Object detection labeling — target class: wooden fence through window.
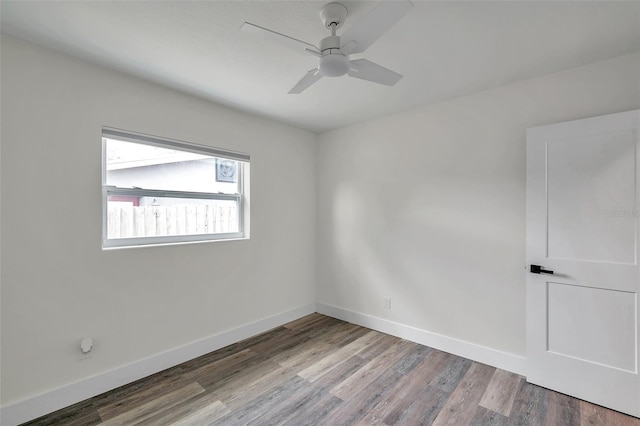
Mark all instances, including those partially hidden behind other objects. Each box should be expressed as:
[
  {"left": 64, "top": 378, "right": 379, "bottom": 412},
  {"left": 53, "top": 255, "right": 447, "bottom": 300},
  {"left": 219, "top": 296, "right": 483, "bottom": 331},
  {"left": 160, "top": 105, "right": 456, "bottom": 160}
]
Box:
[{"left": 107, "top": 203, "right": 238, "bottom": 239}]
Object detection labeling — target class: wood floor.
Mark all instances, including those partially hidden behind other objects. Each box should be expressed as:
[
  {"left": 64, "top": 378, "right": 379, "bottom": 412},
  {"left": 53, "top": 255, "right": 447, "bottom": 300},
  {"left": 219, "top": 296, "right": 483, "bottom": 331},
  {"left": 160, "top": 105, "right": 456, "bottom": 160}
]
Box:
[{"left": 22, "top": 314, "right": 640, "bottom": 426}]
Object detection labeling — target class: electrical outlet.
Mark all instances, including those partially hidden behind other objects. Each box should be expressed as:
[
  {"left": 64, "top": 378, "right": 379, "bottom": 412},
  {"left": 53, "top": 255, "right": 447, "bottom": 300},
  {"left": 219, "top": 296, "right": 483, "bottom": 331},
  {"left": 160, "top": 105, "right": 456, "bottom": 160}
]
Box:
[
  {"left": 78, "top": 337, "right": 93, "bottom": 361},
  {"left": 384, "top": 297, "right": 391, "bottom": 310}
]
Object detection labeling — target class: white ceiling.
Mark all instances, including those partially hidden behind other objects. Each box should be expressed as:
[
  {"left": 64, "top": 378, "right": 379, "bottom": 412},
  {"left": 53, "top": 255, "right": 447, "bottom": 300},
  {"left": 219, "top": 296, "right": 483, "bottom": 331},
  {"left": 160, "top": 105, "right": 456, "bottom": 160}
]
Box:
[{"left": 2, "top": 1, "right": 639, "bottom": 133}]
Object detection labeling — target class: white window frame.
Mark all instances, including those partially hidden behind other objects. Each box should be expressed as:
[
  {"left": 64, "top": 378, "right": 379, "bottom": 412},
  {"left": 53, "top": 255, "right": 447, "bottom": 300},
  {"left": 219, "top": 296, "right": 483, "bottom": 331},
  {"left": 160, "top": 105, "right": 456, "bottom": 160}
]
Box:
[{"left": 101, "top": 127, "right": 250, "bottom": 249}]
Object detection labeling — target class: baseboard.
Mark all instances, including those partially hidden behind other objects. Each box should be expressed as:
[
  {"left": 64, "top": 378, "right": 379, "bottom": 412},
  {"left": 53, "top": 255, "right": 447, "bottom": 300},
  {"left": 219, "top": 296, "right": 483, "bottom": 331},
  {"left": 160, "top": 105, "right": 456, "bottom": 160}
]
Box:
[
  {"left": 2, "top": 302, "right": 525, "bottom": 425},
  {"left": 0, "top": 303, "right": 316, "bottom": 426},
  {"left": 316, "top": 302, "right": 527, "bottom": 377}
]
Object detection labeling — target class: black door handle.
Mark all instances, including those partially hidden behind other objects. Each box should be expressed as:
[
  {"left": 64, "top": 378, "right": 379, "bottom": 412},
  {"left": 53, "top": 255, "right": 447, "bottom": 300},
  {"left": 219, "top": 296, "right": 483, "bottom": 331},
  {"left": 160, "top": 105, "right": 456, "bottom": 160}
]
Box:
[{"left": 530, "top": 264, "right": 554, "bottom": 274}]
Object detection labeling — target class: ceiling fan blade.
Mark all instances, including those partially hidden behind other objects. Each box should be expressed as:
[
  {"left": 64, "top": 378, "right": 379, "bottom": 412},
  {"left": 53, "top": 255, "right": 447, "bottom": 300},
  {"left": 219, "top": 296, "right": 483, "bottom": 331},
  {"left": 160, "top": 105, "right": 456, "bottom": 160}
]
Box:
[
  {"left": 241, "top": 22, "right": 320, "bottom": 56},
  {"left": 289, "top": 68, "right": 323, "bottom": 94},
  {"left": 348, "top": 59, "right": 402, "bottom": 86},
  {"left": 340, "top": 0, "right": 413, "bottom": 55}
]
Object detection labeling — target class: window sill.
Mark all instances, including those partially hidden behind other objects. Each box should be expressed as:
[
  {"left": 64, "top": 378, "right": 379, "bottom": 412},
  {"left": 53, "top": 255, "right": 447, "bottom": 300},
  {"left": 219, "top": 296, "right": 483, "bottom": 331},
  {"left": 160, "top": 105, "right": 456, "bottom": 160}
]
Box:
[{"left": 102, "top": 235, "right": 250, "bottom": 251}]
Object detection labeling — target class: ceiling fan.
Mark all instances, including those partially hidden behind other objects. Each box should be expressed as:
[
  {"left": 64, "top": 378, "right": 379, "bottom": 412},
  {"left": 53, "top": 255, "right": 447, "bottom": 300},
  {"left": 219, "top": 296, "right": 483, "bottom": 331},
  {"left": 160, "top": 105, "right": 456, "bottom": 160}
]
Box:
[{"left": 240, "top": 1, "right": 414, "bottom": 94}]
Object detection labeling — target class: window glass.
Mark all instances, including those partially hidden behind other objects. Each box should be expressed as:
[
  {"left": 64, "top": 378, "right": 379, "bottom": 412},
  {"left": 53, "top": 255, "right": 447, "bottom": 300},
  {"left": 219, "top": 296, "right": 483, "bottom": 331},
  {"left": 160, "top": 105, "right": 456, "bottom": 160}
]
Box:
[
  {"left": 105, "top": 139, "right": 239, "bottom": 194},
  {"left": 102, "top": 130, "right": 248, "bottom": 248}
]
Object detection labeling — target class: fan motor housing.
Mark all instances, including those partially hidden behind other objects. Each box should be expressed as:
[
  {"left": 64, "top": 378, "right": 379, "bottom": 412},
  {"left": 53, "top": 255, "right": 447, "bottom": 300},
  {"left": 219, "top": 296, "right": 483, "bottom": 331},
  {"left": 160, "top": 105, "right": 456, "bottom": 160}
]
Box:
[
  {"left": 319, "top": 51, "right": 349, "bottom": 77},
  {"left": 320, "top": 35, "right": 341, "bottom": 51},
  {"left": 318, "top": 5, "right": 349, "bottom": 77}
]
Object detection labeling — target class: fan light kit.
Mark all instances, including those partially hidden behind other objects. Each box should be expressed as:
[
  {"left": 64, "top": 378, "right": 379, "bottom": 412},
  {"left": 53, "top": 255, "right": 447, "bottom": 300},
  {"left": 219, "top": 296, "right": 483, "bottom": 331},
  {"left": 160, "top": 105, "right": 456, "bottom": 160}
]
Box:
[{"left": 241, "top": 0, "right": 414, "bottom": 94}]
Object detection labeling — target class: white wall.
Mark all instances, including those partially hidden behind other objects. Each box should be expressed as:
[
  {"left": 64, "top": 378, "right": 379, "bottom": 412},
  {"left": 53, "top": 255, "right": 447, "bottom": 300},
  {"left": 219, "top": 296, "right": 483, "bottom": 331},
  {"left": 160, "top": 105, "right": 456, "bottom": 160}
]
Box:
[
  {"left": 0, "top": 35, "right": 316, "bottom": 406},
  {"left": 316, "top": 52, "right": 640, "bottom": 357}
]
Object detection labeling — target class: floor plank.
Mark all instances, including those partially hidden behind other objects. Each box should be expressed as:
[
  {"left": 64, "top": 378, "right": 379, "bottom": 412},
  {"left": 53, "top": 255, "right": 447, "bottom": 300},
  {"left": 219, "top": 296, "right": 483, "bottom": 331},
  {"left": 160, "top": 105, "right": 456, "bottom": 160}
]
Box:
[
  {"left": 200, "top": 358, "right": 284, "bottom": 405},
  {"left": 542, "top": 389, "right": 581, "bottom": 426},
  {"left": 393, "top": 385, "right": 451, "bottom": 426},
  {"left": 297, "top": 330, "right": 385, "bottom": 382},
  {"left": 136, "top": 392, "right": 228, "bottom": 426},
  {"left": 169, "top": 399, "right": 228, "bottom": 426},
  {"left": 95, "top": 375, "right": 194, "bottom": 420},
  {"left": 283, "top": 356, "right": 370, "bottom": 425},
  {"left": 282, "top": 393, "right": 343, "bottom": 426},
  {"left": 356, "top": 333, "right": 400, "bottom": 360},
  {"left": 430, "top": 355, "right": 473, "bottom": 394},
  {"left": 478, "top": 368, "right": 522, "bottom": 417},
  {"left": 19, "top": 407, "right": 102, "bottom": 426},
  {"left": 330, "top": 339, "right": 414, "bottom": 400},
  {"left": 431, "top": 361, "right": 496, "bottom": 425},
  {"left": 470, "top": 406, "right": 508, "bottom": 425},
  {"left": 184, "top": 348, "right": 257, "bottom": 383},
  {"left": 508, "top": 379, "right": 550, "bottom": 425},
  {"left": 210, "top": 376, "right": 309, "bottom": 426},
  {"left": 580, "top": 400, "right": 639, "bottom": 426},
  {"left": 322, "top": 366, "right": 404, "bottom": 425},
  {"left": 359, "top": 348, "right": 450, "bottom": 425},
  {"left": 282, "top": 312, "right": 326, "bottom": 330},
  {"left": 98, "top": 382, "right": 205, "bottom": 425},
  {"left": 272, "top": 341, "right": 335, "bottom": 369}
]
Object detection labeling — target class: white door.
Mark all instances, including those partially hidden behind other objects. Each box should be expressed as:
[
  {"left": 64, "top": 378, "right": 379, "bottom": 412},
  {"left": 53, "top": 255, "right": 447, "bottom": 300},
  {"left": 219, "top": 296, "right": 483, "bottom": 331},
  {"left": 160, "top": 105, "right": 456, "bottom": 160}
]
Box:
[{"left": 526, "top": 109, "right": 640, "bottom": 417}]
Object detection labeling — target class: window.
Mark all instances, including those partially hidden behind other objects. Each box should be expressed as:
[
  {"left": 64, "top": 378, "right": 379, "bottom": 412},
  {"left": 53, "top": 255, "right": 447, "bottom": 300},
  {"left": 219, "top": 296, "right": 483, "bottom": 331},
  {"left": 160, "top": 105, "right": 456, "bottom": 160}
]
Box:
[{"left": 102, "top": 128, "right": 249, "bottom": 248}]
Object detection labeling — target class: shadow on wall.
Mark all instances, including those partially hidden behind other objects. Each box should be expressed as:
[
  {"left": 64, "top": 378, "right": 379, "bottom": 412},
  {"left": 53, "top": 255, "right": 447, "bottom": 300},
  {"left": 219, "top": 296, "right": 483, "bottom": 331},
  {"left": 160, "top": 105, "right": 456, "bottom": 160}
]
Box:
[{"left": 328, "top": 177, "right": 522, "bottom": 342}]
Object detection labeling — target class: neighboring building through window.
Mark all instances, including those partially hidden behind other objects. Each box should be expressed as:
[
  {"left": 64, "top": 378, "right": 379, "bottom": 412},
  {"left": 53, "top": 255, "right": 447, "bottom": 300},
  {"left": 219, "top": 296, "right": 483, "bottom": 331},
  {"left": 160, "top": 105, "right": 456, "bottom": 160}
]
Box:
[{"left": 102, "top": 128, "right": 249, "bottom": 248}]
